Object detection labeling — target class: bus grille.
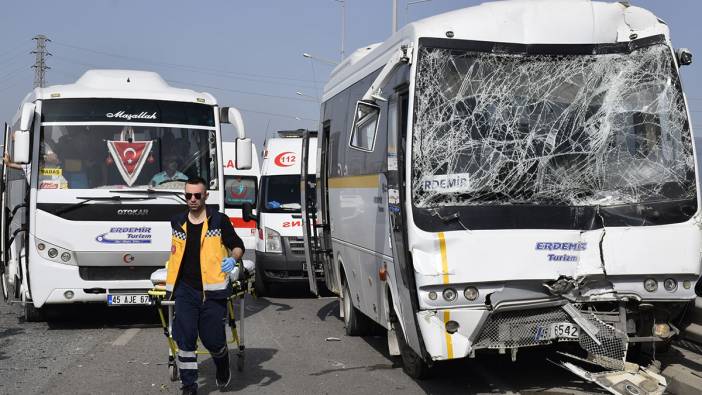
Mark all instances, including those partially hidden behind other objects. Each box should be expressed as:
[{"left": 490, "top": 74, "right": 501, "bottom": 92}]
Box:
[
  {"left": 473, "top": 306, "right": 628, "bottom": 370},
  {"left": 79, "top": 266, "right": 160, "bottom": 281},
  {"left": 288, "top": 237, "right": 306, "bottom": 255},
  {"left": 473, "top": 307, "right": 575, "bottom": 349}
]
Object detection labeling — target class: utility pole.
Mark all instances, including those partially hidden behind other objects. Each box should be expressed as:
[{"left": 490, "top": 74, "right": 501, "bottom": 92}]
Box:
[
  {"left": 31, "top": 34, "right": 51, "bottom": 88},
  {"left": 392, "top": 0, "right": 398, "bottom": 33},
  {"left": 334, "top": 0, "right": 346, "bottom": 60}
]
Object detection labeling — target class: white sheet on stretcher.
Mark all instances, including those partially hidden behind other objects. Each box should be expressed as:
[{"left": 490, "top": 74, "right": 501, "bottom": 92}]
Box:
[{"left": 150, "top": 259, "right": 255, "bottom": 286}]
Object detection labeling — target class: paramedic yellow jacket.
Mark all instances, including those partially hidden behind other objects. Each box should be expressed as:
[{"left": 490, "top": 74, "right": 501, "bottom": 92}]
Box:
[{"left": 165, "top": 208, "right": 241, "bottom": 299}]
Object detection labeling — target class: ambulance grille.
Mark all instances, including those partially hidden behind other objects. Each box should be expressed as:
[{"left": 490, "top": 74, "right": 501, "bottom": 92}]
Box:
[{"left": 287, "top": 237, "right": 306, "bottom": 255}]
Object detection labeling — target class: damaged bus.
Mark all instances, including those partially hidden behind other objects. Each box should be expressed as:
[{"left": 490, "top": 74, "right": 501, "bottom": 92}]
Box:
[
  {"left": 0, "top": 69, "right": 253, "bottom": 321},
  {"left": 302, "top": 0, "right": 699, "bottom": 389}
]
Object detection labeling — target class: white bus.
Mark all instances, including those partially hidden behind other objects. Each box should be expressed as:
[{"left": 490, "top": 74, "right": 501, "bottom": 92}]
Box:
[
  {"left": 222, "top": 141, "right": 260, "bottom": 252},
  {"left": 302, "top": 0, "right": 699, "bottom": 386},
  {"left": 243, "top": 130, "right": 318, "bottom": 295},
  {"left": 0, "top": 69, "right": 252, "bottom": 321}
]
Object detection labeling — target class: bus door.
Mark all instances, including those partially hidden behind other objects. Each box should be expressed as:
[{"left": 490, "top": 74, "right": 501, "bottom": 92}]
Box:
[
  {"left": 1, "top": 122, "right": 8, "bottom": 301},
  {"left": 302, "top": 130, "right": 329, "bottom": 295}
]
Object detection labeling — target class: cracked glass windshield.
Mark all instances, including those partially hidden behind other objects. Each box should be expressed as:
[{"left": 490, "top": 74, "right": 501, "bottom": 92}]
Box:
[{"left": 412, "top": 39, "right": 695, "bottom": 208}]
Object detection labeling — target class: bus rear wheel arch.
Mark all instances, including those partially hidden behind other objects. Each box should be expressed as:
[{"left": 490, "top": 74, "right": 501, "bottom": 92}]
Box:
[{"left": 387, "top": 292, "right": 432, "bottom": 379}]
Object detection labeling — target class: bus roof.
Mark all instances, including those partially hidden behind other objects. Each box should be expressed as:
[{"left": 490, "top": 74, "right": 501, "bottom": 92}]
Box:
[
  {"left": 21, "top": 69, "right": 216, "bottom": 106},
  {"left": 323, "top": 0, "right": 669, "bottom": 101}
]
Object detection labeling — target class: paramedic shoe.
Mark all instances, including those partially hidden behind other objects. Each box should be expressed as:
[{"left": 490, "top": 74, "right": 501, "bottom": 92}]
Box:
[
  {"left": 215, "top": 355, "right": 231, "bottom": 390},
  {"left": 181, "top": 386, "right": 197, "bottom": 395}
]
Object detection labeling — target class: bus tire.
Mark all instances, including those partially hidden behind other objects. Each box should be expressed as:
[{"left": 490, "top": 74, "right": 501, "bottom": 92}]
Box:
[
  {"left": 392, "top": 307, "right": 431, "bottom": 379},
  {"left": 24, "top": 302, "right": 45, "bottom": 322},
  {"left": 342, "top": 277, "right": 371, "bottom": 336}
]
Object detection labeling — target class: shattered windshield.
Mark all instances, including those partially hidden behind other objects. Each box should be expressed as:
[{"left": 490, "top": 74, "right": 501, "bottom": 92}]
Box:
[{"left": 412, "top": 38, "right": 694, "bottom": 208}]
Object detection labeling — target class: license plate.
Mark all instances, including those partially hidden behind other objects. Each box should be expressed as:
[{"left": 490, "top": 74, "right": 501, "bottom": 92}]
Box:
[
  {"left": 107, "top": 294, "right": 151, "bottom": 306},
  {"left": 535, "top": 322, "right": 579, "bottom": 340}
]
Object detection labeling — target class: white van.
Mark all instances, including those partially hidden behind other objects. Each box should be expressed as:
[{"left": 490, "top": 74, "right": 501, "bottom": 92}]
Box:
[
  {"left": 246, "top": 130, "right": 317, "bottom": 295},
  {"left": 222, "top": 141, "right": 260, "bottom": 253}
]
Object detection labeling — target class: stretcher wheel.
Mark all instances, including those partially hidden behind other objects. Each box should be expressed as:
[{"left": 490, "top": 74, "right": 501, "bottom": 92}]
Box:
[
  {"left": 237, "top": 353, "right": 244, "bottom": 372},
  {"left": 169, "top": 364, "right": 179, "bottom": 381}
]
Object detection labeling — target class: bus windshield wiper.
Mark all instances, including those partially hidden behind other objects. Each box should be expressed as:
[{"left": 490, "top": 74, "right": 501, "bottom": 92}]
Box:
[
  {"left": 109, "top": 188, "right": 187, "bottom": 203},
  {"left": 56, "top": 195, "right": 156, "bottom": 215}
]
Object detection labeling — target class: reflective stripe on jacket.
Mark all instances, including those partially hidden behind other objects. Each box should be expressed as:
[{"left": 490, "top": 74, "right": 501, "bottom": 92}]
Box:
[{"left": 165, "top": 208, "right": 232, "bottom": 299}]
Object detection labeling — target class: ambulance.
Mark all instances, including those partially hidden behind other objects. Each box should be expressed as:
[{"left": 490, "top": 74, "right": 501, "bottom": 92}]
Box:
[
  {"left": 246, "top": 130, "right": 317, "bottom": 295},
  {"left": 222, "top": 141, "right": 260, "bottom": 252}
]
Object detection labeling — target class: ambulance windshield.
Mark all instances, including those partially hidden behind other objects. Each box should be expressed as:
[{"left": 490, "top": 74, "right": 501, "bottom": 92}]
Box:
[{"left": 411, "top": 37, "right": 695, "bottom": 208}]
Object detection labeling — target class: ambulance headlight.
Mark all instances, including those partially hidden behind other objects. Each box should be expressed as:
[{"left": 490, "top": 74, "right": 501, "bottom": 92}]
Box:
[
  {"left": 48, "top": 248, "right": 59, "bottom": 258},
  {"left": 264, "top": 227, "right": 282, "bottom": 253},
  {"left": 643, "top": 278, "right": 658, "bottom": 292}
]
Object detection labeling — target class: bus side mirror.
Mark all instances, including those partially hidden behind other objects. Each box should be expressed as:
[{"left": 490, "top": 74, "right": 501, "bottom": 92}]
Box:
[
  {"left": 242, "top": 202, "right": 257, "bottom": 223},
  {"left": 12, "top": 103, "right": 35, "bottom": 164},
  {"left": 235, "top": 138, "right": 252, "bottom": 170},
  {"left": 676, "top": 48, "right": 693, "bottom": 67}
]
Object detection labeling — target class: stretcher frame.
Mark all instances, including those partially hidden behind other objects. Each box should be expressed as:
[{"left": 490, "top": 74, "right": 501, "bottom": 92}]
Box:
[{"left": 148, "top": 268, "right": 255, "bottom": 382}]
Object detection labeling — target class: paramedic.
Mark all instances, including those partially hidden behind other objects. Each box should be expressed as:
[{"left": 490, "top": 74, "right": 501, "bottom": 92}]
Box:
[{"left": 165, "top": 176, "right": 245, "bottom": 394}]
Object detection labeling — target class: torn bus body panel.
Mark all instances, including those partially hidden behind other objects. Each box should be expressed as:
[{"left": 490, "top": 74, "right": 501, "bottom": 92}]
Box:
[{"left": 559, "top": 359, "right": 667, "bottom": 395}]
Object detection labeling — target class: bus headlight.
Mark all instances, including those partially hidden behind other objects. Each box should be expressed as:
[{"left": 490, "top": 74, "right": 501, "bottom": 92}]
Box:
[
  {"left": 61, "top": 252, "right": 72, "bottom": 262},
  {"left": 464, "top": 286, "right": 479, "bottom": 301},
  {"left": 265, "top": 227, "right": 282, "bottom": 253},
  {"left": 47, "top": 248, "right": 59, "bottom": 258},
  {"left": 663, "top": 278, "right": 677, "bottom": 292},
  {"left": 442, "top": 288, "right": 457, "bottom": 302},
  {"left": 643, "top": 278, "right": 658, "bottom": 292}
]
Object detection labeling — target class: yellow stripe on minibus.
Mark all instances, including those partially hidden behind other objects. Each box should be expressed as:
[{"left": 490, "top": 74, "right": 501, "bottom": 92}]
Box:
[
  {"left": 443, "top": 310, "right": 454, "bottom": 359},
  {"left": 328, "top": 174, "right": 379, "bottom": 189},
  {"left": 438, "top": 232, "right": 449, "bottom": 284}
]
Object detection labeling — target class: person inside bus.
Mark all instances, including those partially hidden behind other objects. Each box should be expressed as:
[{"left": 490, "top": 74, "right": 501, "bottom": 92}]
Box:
[
  {"left": 165, "top": 177, "right": 244, "bottom": 394},
  {"left": 150, "top": 153, "right": 188, "bottom": 187},
  {"left": 55, "top": 129, "right": 89, "bottom": 188}
]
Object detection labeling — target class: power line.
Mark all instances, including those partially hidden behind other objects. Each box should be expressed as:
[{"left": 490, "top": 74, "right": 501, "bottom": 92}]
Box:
[
  {"left": 52, "top": 41, "right": 317, "bottom": 85},
  {"left": 166, "top": 79, "right": 318, "bottom": 104}
]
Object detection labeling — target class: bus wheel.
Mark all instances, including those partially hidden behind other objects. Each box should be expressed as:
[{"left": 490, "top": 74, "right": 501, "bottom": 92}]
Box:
[
  {"left": 342, "top": 278, "right": 371, "bottom": 336},
  {"left": 393, "top": 309, "right": 431, "bottom": 379},
  {"left": 24, "top": 302, "right": 46, "bottom": 322}
]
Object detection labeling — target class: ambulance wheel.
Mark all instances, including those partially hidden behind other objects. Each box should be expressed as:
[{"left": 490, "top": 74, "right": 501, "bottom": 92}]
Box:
[
  {"left": 342, "top": 277, "right": 371, "bottom": 336},
  {"left": 254, "top": 268, "right": 269, "bottom": 297},
  {"left": 24, "top": 302, "right": 45, "bottom": 322},
  {"left": 169, "top": 364, "right": 179, "bottom": 381},
  {"left": 237, "top": 353, "right": 244, "bottom": 372}
]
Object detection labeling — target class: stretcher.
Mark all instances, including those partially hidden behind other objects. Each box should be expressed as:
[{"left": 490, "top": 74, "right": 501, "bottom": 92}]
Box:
[{"left": 148, "top": 260, "right": 256, "bottom": 381}]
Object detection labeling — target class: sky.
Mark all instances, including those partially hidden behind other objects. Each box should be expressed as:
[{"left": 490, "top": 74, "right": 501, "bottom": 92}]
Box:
[{"left": 1, "top": 0, "right": 701, "bottom": 149}]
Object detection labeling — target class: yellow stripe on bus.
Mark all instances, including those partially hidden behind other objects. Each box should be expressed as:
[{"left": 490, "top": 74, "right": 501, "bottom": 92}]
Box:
[
  {"left": 328, "top": 174, "right": 379, "bottom": 189},
  {"left": 438, "top": 232, "right": 449, "bottom": 284},
  {"left": 443, "top": 310, "right": 454, "bottom": 359}
]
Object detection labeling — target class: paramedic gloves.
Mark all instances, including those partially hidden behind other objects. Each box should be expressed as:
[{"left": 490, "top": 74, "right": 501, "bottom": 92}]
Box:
[{"left": 221, "top": 257, "right": 236, "bottom": 273}]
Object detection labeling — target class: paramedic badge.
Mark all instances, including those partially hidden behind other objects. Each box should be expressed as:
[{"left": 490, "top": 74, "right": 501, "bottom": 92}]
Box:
[{"left": 107, "top": 127, "right": 153, "bottom": 186}]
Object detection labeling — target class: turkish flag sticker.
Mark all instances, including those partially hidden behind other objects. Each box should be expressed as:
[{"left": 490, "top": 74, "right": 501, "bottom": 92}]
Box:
[{"left": 107, "top": 140, "right": 153, "bottom": 186}]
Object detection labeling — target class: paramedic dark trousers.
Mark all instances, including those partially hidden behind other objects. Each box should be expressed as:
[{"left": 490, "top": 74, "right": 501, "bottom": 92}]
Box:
[{"left": 173, "top": 282, "right": 229, "bottom": 389}]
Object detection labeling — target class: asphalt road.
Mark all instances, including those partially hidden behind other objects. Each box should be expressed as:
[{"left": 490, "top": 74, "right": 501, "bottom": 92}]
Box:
[{"left": 0, "top": 284, "right": 621, "bottom": 395}]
